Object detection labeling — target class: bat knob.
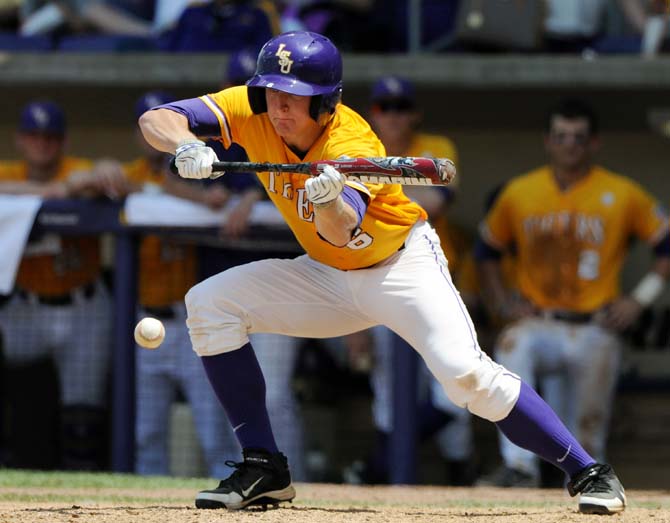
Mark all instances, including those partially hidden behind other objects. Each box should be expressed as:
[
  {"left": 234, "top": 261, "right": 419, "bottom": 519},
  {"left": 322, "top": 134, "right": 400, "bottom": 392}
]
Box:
[{"left": 437, "top": 159, "right": 457, "bottom": 184}]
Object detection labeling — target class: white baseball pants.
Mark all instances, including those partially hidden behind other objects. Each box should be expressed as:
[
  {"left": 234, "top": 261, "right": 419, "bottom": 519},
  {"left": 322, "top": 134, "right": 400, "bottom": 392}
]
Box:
[{"left": 186, "top": 221, "right": 521, "bottom": 423}]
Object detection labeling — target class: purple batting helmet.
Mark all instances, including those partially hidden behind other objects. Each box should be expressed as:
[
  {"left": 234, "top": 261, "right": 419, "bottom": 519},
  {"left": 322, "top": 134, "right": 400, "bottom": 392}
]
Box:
[{"left": 246, "top": 31, "right": 342, "bottom": 123}]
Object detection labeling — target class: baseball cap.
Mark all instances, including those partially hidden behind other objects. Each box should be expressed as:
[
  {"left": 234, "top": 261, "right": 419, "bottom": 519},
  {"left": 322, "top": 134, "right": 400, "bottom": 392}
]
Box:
[
  {"left": 19, "top": 100, "right": 66, "bottom": 135},
  {"left": 225, "top": 48, "right": 258, "bottom": 86},
  {"left": 370, "top": 75, "right": 416, "bottom": 104},
  {"left": 135, "top": 91, "right": 176, "bottom": 119}
]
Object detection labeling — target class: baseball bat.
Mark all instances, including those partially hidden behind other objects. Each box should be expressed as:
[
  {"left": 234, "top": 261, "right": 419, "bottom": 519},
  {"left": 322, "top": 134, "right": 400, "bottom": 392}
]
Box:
[{"left": 169, "top": 156, "right": 456, "bottom": 186}]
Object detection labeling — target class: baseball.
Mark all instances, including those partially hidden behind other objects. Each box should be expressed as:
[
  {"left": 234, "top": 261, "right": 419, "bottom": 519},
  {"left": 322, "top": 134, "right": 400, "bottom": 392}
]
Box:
[{"left": 134, "top": 317, "right": 165, "bottom": 349}]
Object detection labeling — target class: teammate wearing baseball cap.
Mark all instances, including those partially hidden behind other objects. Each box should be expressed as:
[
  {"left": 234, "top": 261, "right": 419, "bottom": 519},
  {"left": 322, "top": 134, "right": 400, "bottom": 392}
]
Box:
[
  {"left": 139, "top": 31, "right": 626, "bottom": 513},
  {"left": 0, "top": 100, "right": 120, "bottom": 470}
]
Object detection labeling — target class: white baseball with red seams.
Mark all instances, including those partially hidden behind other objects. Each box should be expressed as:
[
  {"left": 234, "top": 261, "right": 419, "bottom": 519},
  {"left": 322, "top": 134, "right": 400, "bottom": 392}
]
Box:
[{"left": 135, "top": 317, "right": 165, "bottom": 349}]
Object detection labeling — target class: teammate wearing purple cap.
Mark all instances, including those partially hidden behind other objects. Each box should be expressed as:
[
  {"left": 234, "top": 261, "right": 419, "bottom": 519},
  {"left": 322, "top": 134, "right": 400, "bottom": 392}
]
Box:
[
  {"left": 139, "top": 31, "right": 626, "bottom": 513},
  {"left": 0, "top": 100, "right": 120, "bottom": 470}
]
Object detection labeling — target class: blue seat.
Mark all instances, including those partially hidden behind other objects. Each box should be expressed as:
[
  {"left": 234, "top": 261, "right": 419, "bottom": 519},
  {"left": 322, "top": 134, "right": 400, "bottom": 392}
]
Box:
[
  {"left": 0, "top": 32, "right": 53, "bottom": 51},
  {"left": 56, "top": 34, "right": 156, "bottom": 52}
]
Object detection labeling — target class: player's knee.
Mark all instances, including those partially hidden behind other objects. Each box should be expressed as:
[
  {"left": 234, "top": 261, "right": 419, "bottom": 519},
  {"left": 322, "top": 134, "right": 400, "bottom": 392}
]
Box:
[
  {"left": 454, "top": 366, "right": 521, "bottom": 422},
  {"left": 185, "top": 283, "right": 248, "bottom": 357}
]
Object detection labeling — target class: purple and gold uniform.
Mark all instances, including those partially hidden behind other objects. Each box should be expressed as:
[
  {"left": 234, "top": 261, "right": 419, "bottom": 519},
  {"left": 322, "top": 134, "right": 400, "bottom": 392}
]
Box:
[
  {"left": 199, "top": 86, "right": 426, "bottom": 270},
  {"left": 149, "top": 34, "right": 621, "bottom": 513}
]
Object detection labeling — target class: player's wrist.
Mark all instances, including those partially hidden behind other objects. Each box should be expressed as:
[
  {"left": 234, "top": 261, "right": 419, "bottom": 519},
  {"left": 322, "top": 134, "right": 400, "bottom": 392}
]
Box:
[
  {"left": 175, "top": 138, "right": 206, "bottom": 155},
  {"left": 312, "top": 194, "right": 341, "bottom": 210}
]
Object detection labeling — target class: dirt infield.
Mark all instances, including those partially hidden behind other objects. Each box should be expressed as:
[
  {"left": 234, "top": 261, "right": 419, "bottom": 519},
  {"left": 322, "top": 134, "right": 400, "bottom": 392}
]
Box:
[{"left": 1, "top": 483, "right": 669, "bottom": 523}]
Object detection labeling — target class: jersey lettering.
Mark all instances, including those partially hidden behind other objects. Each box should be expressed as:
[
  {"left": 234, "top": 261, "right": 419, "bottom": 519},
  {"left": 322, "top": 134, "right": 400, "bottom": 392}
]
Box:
[
  {"left": 347, "top": 228, "right": 373, "bottom": 250},
  {"left": 523, "top": 212, "right": 604, "bottom": 245},
  {"left": 297, "top": 189, "right": 313, "bottom": 222}
]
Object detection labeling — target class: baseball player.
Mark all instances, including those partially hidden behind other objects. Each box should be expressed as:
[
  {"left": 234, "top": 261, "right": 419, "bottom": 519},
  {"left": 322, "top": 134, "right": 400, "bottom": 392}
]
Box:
[
  {"left": 138, "top": 31, "right": 626, "bottom": 513},
  {"left": 0, "top": 100, "right": 121, "bottom": 469},
  {"left": 476, "top": 98, "right": 670, "bottom": 490},
  {"left": 344, "top": 74, "right": 474, "bottom": 486}
]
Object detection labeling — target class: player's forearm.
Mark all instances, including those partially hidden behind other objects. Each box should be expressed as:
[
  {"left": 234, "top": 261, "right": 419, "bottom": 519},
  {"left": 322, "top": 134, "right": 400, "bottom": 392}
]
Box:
[
  {"left": 138, "top": 109, "right": 196, "bottom": 154},
  {"left": 313, "top": 197, "right": 359, "bottom": 247}
]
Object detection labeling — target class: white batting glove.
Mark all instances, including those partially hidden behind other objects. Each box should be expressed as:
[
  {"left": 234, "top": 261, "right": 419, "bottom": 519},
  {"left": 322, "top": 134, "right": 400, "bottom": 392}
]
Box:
[
  {"left": 305, "top": 164, "right": 345, "bottom": 206},
  {"left": 174, "top": 139, "right": 218, "bottom": 179}
]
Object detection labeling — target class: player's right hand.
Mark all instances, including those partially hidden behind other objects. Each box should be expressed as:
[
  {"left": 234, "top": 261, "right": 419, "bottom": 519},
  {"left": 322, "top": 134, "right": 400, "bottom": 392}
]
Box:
[{"left": 174, "top": 139, "right": 218, "bottom": 179}]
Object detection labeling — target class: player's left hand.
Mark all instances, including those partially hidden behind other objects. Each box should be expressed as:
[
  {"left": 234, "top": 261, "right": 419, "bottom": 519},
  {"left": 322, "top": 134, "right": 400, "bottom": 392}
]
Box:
[
  {"left": 305, "top": 164, "right": 345, "bottom": 206},
  {"left": 599, "top": 296, "right": 643, "bottom": 331}
]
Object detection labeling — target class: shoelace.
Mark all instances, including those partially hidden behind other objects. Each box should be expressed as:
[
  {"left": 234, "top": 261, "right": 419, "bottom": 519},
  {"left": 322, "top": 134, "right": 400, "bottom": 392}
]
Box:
[
  {"left": 584, "top": 474, "right": 614, "bottom": 493},
  {"left": 216, "top": 460, "right": 245, "bottom": 488}
]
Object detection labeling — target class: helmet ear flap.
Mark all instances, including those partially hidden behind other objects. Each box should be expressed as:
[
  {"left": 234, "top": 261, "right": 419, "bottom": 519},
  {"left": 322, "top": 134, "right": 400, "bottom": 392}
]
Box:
[
  {"left": 247, "top": 86, "right": 267, "bottom": 114},
  {"left": 310, "top": 87, "right": 342, "bottom": 123}
]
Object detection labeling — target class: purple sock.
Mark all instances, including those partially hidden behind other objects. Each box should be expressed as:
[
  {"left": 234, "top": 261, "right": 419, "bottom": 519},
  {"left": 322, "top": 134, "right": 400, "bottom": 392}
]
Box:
[
  {"left": 201, "top": 342, "right": 278, "bottom": 453},
  {"left": 496, "top": 381, "right": 595, "bottom": 477}
]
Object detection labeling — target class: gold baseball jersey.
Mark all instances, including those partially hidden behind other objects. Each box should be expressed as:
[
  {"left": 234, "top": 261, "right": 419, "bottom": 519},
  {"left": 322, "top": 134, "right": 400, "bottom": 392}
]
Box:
[
  {"left": 201, "top": 86, "right": 427, "bottom": 270},
  {"left": 123, "top": 157, "right": 197, "bottom": 307},
  {"left": 0, "top": 157, "right": 101, "bottom": 296},
  {"left": 481, "top": 165, "right": 668, "bottom": 312}
]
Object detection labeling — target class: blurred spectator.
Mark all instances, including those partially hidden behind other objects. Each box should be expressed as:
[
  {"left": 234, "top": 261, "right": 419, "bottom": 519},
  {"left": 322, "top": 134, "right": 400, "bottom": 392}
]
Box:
[
  {"left": 158, "top": 0, "right": 279, "bottom": 53},
  {"left": 0, "top": 100, "right": 128, "bottom": 470},
  {"left": 280, "top": 0, "right": 378, "bottom": 51},
  {"left": 343, "top": 75, "right": 475, "bottom": 486},
  {"left": 123, "top": 90, "right": 237, "bottom": 477},
  {"left": 19, "top": 1, "right": 154, "bottom": 37},
  {"left": 151, "top": 0, "right": 191, "bottom": 34},
  {"left": 544, "top": 0, "right": 669, "bottom": 54},
  {"left": 366, "top": 0, "right": 461, "bottom": 52},
  {"left": 475, "top": 98, "right": 670, "bottom": 487}
]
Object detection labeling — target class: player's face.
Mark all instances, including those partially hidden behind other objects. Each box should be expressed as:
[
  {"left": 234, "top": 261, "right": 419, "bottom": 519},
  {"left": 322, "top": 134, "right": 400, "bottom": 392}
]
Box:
[
  {"left": 16, "top": 131, "right": 65, "bottom": 171},
  {"left": 265, "top": 89, "right": 321, "bottom": 150},
  {"left": 545, "top": 116, "right": 599, "bottom": 171},
  {"left": 369, "top": 99, "right": 419, "bottom": 143}
]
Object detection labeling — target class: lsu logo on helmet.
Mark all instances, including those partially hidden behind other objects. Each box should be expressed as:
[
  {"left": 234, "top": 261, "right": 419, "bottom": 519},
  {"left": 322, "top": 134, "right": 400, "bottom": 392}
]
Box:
[{"left": 275, "top": 43, "right": 293, "bottom": 74}]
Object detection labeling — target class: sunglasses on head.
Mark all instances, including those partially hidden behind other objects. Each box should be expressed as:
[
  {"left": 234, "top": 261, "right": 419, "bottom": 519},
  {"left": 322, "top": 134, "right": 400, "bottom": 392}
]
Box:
[{"left": 376, "top": 99, "right": 415, "bottom": 113}]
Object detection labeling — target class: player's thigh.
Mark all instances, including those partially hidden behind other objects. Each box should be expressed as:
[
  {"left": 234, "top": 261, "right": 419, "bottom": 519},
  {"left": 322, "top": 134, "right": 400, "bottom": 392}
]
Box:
[
  {"left": 567, "top": 326, "right": 621, "bottom": 413},
  {"left": 186, "top": 255, "right": 374, "bottom": 338}
]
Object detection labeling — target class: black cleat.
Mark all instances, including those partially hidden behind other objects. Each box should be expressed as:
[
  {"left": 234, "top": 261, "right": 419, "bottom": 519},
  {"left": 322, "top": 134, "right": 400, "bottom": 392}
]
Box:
[
  {"left": 567, "top": 463, "right": 626, "bottom": 514},
  {"left": 195, "top": 448, "right": 296, "bottom": 510}
]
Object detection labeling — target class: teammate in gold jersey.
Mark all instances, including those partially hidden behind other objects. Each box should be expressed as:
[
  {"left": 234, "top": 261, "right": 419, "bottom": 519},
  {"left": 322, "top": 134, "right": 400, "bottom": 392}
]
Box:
[
  {"left": 0, "top": 100, "right": 127, "bottom": 470},
  {"left": 476, "top": 98, "right": 670, "bottom": 490},
  {"left": 139, "top": 31, "right": 627, "bottom": 513}
]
